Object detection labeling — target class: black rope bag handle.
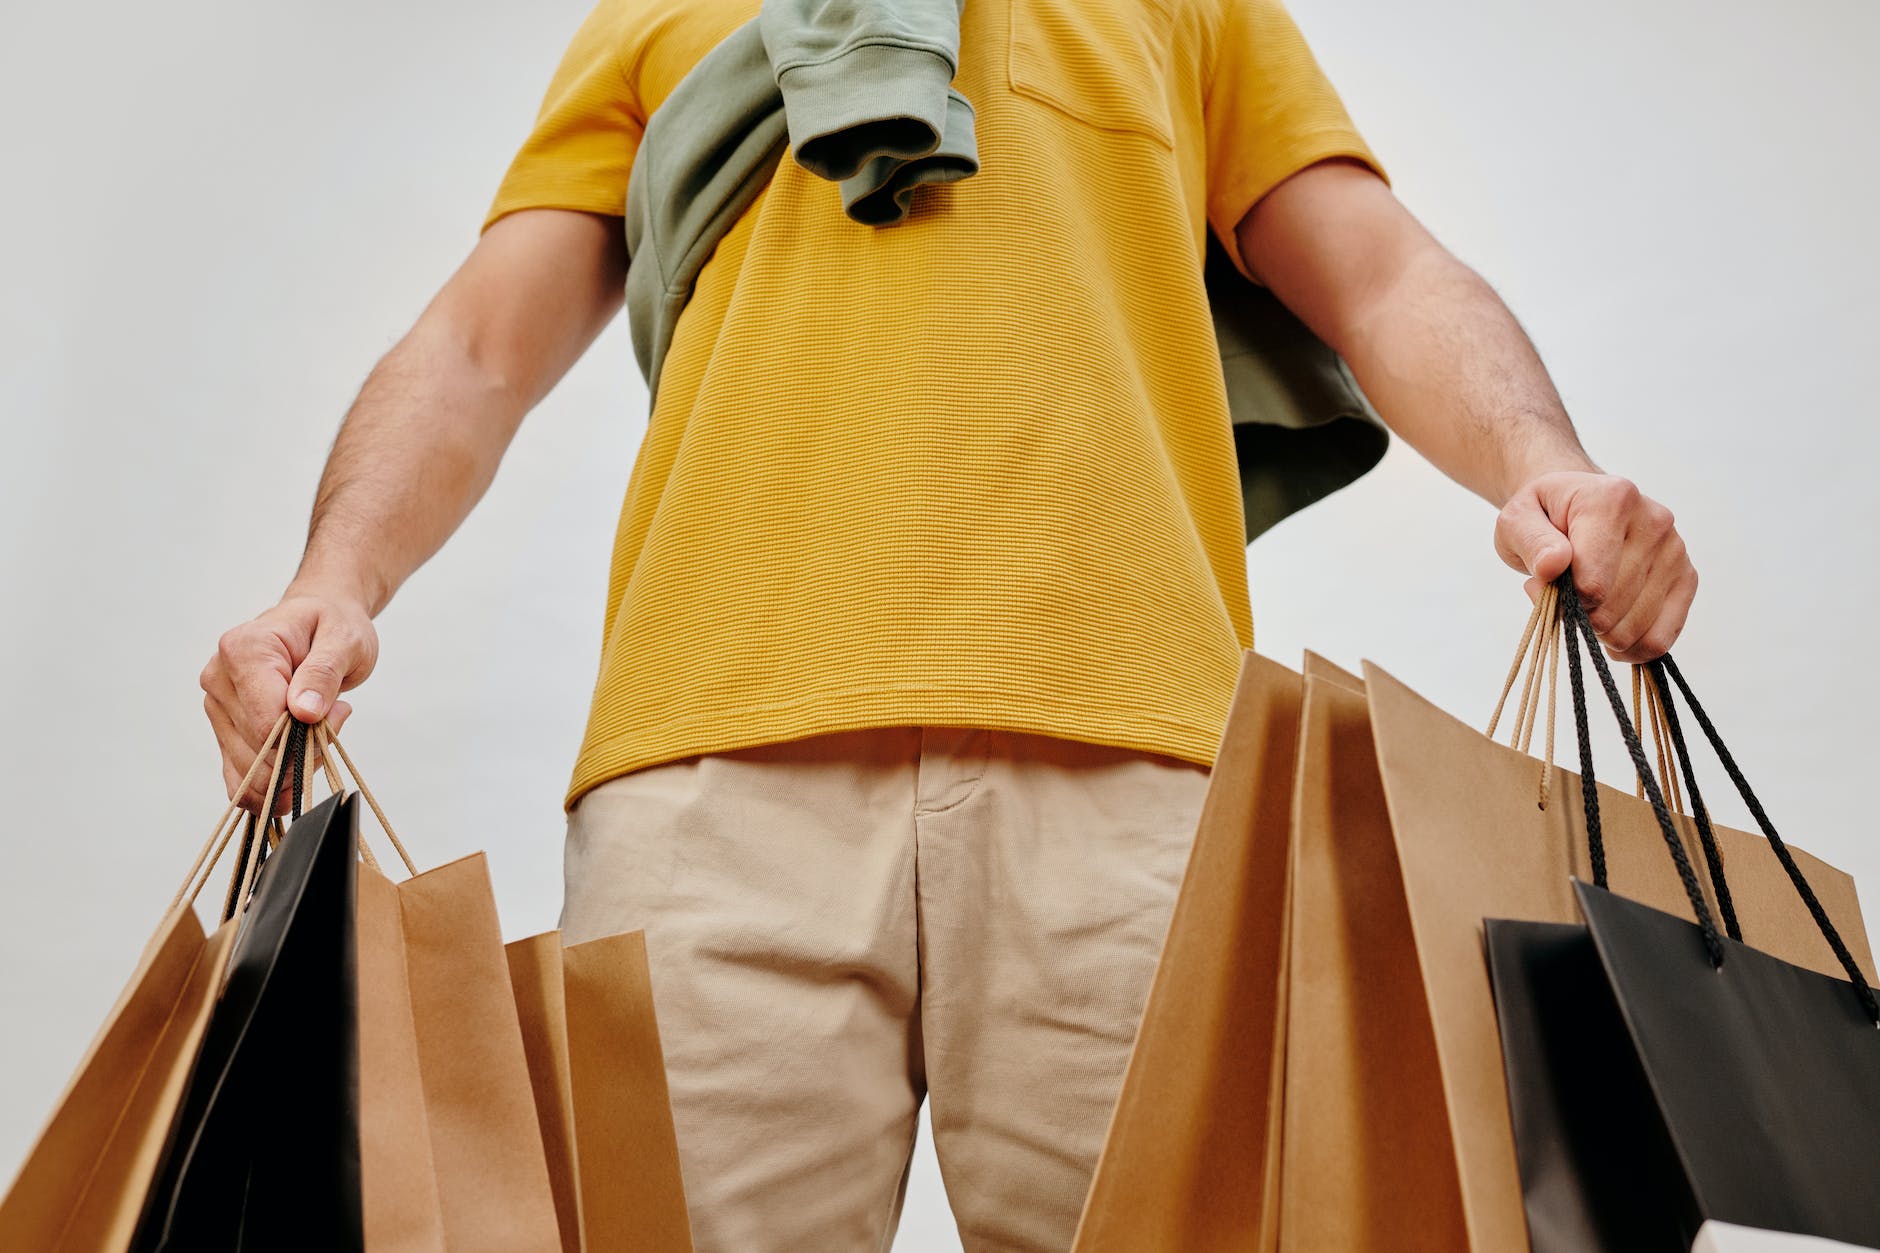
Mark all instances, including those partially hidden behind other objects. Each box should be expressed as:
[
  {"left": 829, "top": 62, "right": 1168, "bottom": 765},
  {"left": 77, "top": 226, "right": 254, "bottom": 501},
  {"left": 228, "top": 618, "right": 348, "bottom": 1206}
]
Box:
[
  {"left": 1555, "top": 571, "right": 1878, "bottom": 1023},
  {"left": 218, "top": 717, "right": 311, "bottom": 922},
  {"left": 1654, "top": 650, "right": 1878, "bottom": 1022},
  {"left": 1641, "top": 660, "right": 1742, "bottom": 941},
  {"left": 1557, "top": 574, "right": 1724, "bottom": 967},
  {"left": 286, "top": 716, "right": 308, "bottom": 821}
]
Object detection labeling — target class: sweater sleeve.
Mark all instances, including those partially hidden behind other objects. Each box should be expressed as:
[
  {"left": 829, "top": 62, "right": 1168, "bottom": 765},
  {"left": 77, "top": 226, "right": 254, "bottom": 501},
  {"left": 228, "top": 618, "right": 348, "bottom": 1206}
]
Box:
[{"left": 760, "top": 0, "right": 965, "bottom": 183}]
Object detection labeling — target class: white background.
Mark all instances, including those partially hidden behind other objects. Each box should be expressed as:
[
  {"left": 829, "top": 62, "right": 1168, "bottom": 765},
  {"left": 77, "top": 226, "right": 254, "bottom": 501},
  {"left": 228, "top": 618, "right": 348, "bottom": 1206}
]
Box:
[{"left": 1, "top": 0, "right": 1875, "bottom": 1248}]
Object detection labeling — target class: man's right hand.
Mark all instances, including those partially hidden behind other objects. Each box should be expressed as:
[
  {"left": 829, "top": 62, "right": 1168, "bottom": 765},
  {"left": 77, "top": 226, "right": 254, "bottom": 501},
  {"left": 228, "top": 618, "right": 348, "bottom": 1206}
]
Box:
[{"left": 200, "top": 587, "right": 378, "bottom": 815}]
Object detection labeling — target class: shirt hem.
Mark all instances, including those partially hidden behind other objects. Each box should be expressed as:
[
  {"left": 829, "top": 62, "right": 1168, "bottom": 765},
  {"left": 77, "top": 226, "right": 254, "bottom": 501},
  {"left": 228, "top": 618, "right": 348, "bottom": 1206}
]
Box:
[{"left": 562, "top": 682, "right": 1235, "bottom": 812}]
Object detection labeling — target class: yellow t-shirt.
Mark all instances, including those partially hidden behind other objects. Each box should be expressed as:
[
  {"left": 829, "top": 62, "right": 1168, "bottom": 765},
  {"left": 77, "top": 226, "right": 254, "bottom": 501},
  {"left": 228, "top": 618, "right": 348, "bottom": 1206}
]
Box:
[{"left": 486, "top": 0, "right": 1385, "bottom": 811}]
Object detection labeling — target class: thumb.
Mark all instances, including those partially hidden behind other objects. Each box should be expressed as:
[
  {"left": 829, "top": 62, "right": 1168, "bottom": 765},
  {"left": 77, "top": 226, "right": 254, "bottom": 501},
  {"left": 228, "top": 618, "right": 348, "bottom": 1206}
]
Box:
[
  {"left": 288, "top": 633, "right": 362, "bottom": 722},
  {"left": 1495, "top": 487, "right": 1574, "bottom": 584}
]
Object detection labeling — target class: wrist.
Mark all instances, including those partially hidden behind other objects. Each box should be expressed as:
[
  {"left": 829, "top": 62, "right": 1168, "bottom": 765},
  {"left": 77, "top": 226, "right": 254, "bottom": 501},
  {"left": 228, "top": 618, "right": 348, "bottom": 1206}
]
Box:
[
  {"left": 1498, "top": 447, "right": 1601, "bottom": 507},
  {"left": 284, "top": 560, "right": 385, "bottom": 617}
]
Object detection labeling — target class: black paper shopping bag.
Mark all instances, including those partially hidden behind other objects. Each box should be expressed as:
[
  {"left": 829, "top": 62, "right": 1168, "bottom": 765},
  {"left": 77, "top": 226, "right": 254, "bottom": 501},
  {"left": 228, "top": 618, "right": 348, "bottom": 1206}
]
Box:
[
  {"left": 1580, "top": 881, "right": 1880, "bottom": 1244},
  {"left": 1487, "top": 578, "right": 1880, "bottom": 1253},
  {"left": 130, "top": 779, "right": 364, "bottom": 1252},
  {"left": 1485, "top": 916, "right": 1694, "bottom": 1252}
]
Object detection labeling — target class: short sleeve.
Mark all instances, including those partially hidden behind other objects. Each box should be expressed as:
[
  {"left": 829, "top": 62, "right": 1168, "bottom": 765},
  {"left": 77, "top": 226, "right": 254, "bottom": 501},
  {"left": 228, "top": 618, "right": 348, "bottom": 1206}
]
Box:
[
  {"left": 481, "top": 0, "right": 647, "bottom": 233},
  {"left": 1203, "top": 0, "right": 1389, "bottom": 281}
]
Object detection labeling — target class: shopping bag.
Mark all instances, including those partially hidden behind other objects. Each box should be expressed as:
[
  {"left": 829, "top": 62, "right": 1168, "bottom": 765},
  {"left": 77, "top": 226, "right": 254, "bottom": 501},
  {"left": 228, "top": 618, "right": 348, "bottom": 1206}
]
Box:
[
  {"left": 1366, "top": 583, "right": 1874, "bottom": 1251},
  {"left": 0, "top": 894, "right": 238, "bottom": 1251},
  {"left": 312, "top": 726, "right": 563, "bottom": 1253},
  {"left": 1075, "top": 647, "right": 1467, "bottom": 1251},
  {"left": 1072, "top": 650, "right": 1304, "bottom": 1251},
  {"left": 1575, "top": 883, "right": 1880, "bottom": 1245},
  {"left": 4, "top": 711, "right": 586, "bottom": 1252},
  {"left": 1486, "top": 589, "right": 1880, "bottom": 1251},
  {"left": 1273, "top": 660, "right": 1469, "bottom": 1251},
  {"left": 0, "top": 910, "right": 237, "bottom": 1252},
  {"left": 351, "top": 848, "right": 562, "bottom": 1253},
  {"left": 352, "top": 859, "right": 446, "bottom": 1250},
  {"left": 507, "top": 935, "right": 583, "bottom": 1253},
  {"left": 508, "top": 930, "right": 694, "bottom": 1252},
  {"left": 129, "top": 711, "right": 565, "bottom": 1252},
  {"left": 0, "top": 715, "right": 306, "bottom": 1252},
  {"left": 129, "top": 784, "right": 364, "bottom": 1251},
  {"left": 1485, "top": 917, "right": 1673, "bottom": 1250}
]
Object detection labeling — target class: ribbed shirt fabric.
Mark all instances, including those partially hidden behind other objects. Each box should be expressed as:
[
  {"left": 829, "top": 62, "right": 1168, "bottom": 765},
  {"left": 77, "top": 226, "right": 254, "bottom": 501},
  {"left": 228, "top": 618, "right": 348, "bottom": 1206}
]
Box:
[{"left": 485, "top": 0, "right": 1385, "bottom": 811}]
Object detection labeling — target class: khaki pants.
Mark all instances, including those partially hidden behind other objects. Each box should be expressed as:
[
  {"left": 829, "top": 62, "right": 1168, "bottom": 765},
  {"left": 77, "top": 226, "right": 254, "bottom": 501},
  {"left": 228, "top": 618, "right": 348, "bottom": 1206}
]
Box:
[{"left": 561, "top": 725, "right": 1211, "bottom": 1252}]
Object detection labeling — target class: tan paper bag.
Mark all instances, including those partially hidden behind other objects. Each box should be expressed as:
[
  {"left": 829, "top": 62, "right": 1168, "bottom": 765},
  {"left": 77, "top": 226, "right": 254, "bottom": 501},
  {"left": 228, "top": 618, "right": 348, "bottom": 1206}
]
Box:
[
  {"left": 0, "top": 909, "right": 236, "bottom": 1252},
  {"left": 307, "top": 722, "right": 561, "bottom": 1253},
  {"left": 508, "top": 934, "right": 582, "bottom": 1253},
  {"left": 1072, "top": 650, "right": 1304, "bottom": 1252},
  {"left": 1073, "top": 638, "right": 1876, "bottom": 1253},
  {"left": 354, "top": 862, "right": 447, "bottom": 1249},
  {"left": 1362, "top": 658, "right": 1876, "bottom": 1251},
  {"left": 352, "top": 852, "right": 564, "bottom": 1253},
  {"left": 508, "top": 929, "right": 694, "bottom": 1253},
  {"left": 0, "top": 714, "right": 307, "bottom": 1252},
  {"left": 1276, "top": 664, "right": 1467, "bottom": 1251}
]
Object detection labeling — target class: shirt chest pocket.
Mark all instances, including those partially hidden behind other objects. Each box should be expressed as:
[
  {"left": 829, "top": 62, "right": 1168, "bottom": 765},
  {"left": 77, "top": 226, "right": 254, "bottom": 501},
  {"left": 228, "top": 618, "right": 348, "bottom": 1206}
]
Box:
[{"left": 1007, "top": 0, "right": 1178, "bottom": 148}]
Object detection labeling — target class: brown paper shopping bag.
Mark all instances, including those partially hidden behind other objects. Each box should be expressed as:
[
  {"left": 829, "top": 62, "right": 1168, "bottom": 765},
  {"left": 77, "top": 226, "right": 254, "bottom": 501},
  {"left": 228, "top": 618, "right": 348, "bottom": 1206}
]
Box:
[
  {"left": 1275, "top": 663, "right": 1469, "bottom": 1251},
  {"left": 508, "top": 930, "right": 693, "bottom": 1253},
  {"left": 311, "top": 727, "right": 563, "bottom": 1253},
  {"left": 507, "top": 935, "right": 582, "bottom": 1253},
  {"left": 1072, "top": 651, "right": 1303, "bottom": 1252},
  {"left": 1074, "top": 602, "right": 1877, "bottom": 1253},
  {"left": 1276, "top": 611, "right": 1874, "bottom": 1253},
  {"left": 0, "top": 910, "right": 237, "bottom": 1252},
  {"left": 353, "top": 859, "right": 447, "bottom": 1249},
  {"left": 1360, "top": 642, "right": 1875, "bottom": 1249},
  {"left": 0, "top": 715, "right": 312, "bottom": 1252},
  {"left": 353, "top": 853, "right": 563, "bottom": 1252}
]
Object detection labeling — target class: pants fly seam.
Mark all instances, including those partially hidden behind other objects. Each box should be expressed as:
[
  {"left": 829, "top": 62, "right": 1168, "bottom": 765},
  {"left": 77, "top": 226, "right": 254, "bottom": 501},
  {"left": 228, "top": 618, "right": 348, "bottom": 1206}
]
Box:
[{"left": 911, "top": 727, "right": 992, "bottom": 819}]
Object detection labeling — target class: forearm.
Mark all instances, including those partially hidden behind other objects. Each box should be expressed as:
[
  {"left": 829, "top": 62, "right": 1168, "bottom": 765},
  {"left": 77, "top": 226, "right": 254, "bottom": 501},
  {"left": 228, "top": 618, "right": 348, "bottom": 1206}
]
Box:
[
  {"left": 1332, "top": 243, "right": 1596, "bottom": 505},
  {"left": 285, "top": 209, "right": 627, "bottom": 616},
  {"left": 202, "top": 211, "right": 624, "bottom": 790},
  {"left": 287, "top": 322, "right": 526, "bottom": 615},
  {"left": 1237, "top": 160, "right": 1697, "bottom": 658}
]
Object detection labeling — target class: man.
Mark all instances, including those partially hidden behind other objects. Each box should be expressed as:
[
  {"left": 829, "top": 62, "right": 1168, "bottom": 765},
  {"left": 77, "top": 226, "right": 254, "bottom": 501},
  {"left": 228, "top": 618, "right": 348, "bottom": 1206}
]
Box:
[{"left": 199, "top": 0, "right": 1697, "bottom": 1247}]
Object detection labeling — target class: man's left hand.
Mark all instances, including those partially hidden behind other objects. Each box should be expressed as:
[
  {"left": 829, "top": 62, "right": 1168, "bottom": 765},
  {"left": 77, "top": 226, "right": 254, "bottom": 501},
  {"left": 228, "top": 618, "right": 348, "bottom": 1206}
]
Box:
[{"left": 1494, "top": 470, "right": 1698, "bottom": 663}]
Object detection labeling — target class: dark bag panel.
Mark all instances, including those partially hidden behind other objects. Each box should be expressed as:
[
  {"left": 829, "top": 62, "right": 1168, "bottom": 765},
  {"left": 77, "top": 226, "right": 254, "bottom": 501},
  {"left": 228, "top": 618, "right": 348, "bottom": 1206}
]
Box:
[
  {"left": 130, "top": 787, "right": 363, "bottom": 1252},
  {"left": 1577, "top": 882, "right": 1880, "bottom": 1248},
  {"left": 1483, "top": 917, "right": 1696, "bottom": 1252}
]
